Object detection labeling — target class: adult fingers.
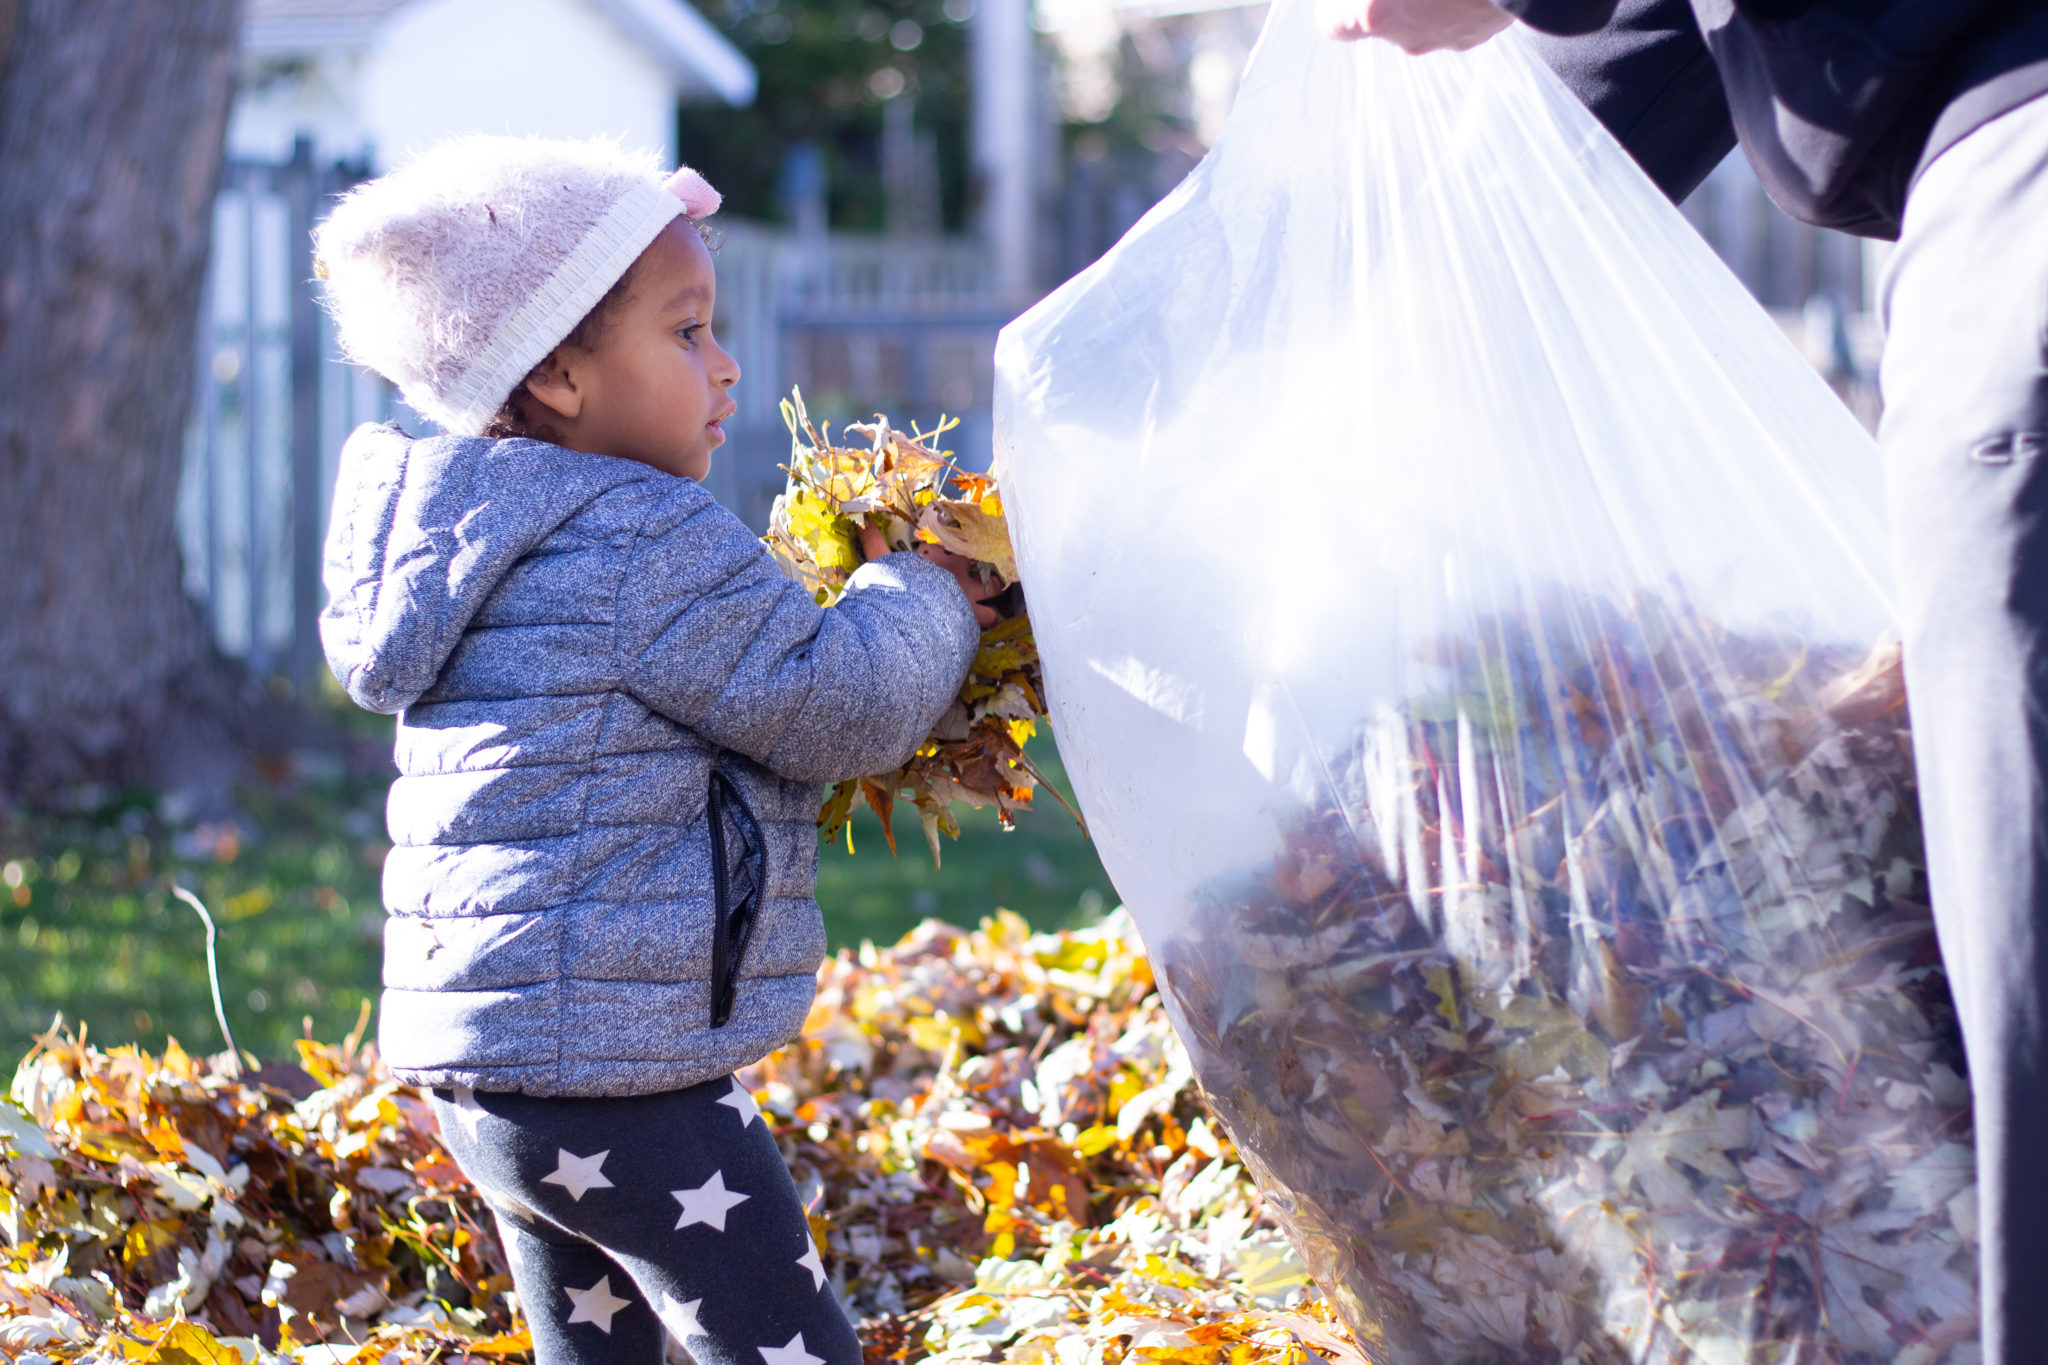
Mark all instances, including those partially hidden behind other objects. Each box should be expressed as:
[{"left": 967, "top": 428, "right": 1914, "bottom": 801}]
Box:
[{"left": 1318, "top": 0, "right": 1371, "bottom": 39}]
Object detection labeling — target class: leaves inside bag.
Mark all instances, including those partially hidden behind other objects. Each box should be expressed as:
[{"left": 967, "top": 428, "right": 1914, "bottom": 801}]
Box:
[{"left": 1159, "top": 595, "right": 1975, "bottom": 1364}]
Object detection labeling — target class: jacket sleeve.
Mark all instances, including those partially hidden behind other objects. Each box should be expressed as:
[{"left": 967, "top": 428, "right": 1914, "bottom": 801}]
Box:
[
  {"left": 614, "top": 488, "right": 982, "bottom": 783},
  {"left": 1496, "top": 0, "right": 1617, "bottom": 36},
  {"left": 1508, "top": 0, "right": 1739, "bottom": 205}
]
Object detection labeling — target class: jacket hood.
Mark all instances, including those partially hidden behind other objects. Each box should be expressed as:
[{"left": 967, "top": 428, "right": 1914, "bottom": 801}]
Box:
[{"left": 320, "top": 423, "right": 659, "bottom": 714}]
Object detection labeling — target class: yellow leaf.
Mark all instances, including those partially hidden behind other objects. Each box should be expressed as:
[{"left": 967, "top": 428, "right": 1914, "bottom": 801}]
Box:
[
  {"left": 972, "top": 613, "right": 1038, "bottom": 678},
  {"left": 1422, "top": 963, "right": 1461, "bottom": 1031},
  {"left": 142, "top": 1120, "right": 186, "bottom": 1161},
  {"left": 72, "top": 1128, "right": 149, "bottom": 1162},
  {"left": 1139, "top": 1253, "right": 1209, "bottom": 1290},
  {"left": 121, "top": 1218, "right": 179, "bottom": 1266},
  {"left": 1232, "top": 1244, "right": 1311, "bottom": 1304},
  {"left": 907, "top": 1016, "right": 960, "bottom": 1053},
  {"left": 295, "top": 1036, "right": 348, "bottom": 1088},
  {"left": 1072, "top": 1124, "right": 1119, "bottom": 1157},
  {"left": 1135, "top": 1348, "right": 1229, "bottom": 1365},
  {"left": 815, "top": 449, "right": 877, "bottom": 505},
  {"left": 778, "top": 489, "right": 862, "bottom": 577},
  {"left": 123, "top": 1321, "right": 246, "bottom": 1365},
  {"left": 462, "top": 1331, "right": 537, "bottom": 1355},
  {"left": 817, "top": 780, "right": 859, "bottom": 846},
  {"left": 918, "top": 499, "right": 1018, "bottom": 583}
]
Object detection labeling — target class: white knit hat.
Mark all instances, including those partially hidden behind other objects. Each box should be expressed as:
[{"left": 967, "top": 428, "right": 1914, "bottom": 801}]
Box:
[{"left": 314, "top": 134, "right": 722, "bottom": 435}]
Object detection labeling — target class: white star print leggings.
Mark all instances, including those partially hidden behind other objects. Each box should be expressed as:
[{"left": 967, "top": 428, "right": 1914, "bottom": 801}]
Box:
[{"left": 429, "top": 1076, "right": 861, "bottom": 1365}]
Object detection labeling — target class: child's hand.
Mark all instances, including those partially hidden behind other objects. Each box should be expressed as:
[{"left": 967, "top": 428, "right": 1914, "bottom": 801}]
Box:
[
  {"left": 860, "top": 524, "right": 1001, "bottom": 627},
  {"left": 924, "top": 543, "right": 1003, "bottom": 627}
]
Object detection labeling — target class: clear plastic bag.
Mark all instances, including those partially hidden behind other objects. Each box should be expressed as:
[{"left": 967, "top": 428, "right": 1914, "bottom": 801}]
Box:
[{"left": 993, "top": 4, "right": 1976, "bottom": 1360}]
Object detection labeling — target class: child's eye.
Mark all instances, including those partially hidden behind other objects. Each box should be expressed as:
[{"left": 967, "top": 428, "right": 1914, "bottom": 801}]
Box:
[{"left": 678, "top": 323, "right": 704, "bottom": 345}]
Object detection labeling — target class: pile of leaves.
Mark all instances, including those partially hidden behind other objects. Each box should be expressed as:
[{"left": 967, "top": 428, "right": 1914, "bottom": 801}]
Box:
[
  {"left": 1158, "top": 598, "right": 1977, "bottom": 1364},
  {"left": 1, "top": 911, "right": 1376, "bottom": 1365},
  {"left": 0, "top": 1009, "right": 524, "bottom": 1364},
  {"left": 766, "top": 392, "right": 1072, "bottom": 863}
]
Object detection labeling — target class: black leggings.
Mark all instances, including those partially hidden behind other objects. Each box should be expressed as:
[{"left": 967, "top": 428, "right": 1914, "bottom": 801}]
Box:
[{"left": 431, "top": 1078, "right": 860, "bottom": 1365}]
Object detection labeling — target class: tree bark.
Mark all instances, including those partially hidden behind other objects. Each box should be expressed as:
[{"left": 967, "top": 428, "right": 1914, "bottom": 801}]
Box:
[{"left": 0, "top": 0, "right": 245, "bottom": 802}]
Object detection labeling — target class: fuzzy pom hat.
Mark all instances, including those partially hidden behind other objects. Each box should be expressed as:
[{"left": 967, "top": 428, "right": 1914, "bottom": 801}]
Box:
[{"left": 314, "top": 134, "right": 722, "bottom": 435}]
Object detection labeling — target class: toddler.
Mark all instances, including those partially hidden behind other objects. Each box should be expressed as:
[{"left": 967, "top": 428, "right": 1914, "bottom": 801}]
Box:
[{"left": 314, "top": 136, "right": 988, "bottom": 1364}]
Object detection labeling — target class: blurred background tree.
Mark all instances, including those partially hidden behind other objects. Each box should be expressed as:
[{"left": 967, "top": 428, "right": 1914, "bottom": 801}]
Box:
[
  {"left": 679, "top": 0, "right": 976, "bottom": 232},
  {"left": 0, "top": 0, "right": 249, "bottom": 804}
]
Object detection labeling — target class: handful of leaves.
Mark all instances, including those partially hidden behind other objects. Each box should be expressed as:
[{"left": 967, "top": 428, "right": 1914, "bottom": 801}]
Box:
[
  {"left": 765, "top": 391, "right": 1072, "bottom": 862},
  {"left": 1155, "top": 598, "right": 1976, "bottom": 1364}
]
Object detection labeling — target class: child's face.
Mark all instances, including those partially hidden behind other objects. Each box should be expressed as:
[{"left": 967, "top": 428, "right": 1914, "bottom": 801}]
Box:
[{"left": 532, "top": 221, "right": 739, "bottom": 481}]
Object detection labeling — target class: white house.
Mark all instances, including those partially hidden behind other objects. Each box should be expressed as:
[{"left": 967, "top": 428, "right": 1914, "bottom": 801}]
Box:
[{"left": 232, "top": 0, "right": 756, "bottom": 171}]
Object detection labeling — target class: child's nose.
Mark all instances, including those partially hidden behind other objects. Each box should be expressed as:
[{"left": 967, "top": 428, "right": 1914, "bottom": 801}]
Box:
[{"left": 712, "top": 338, "right": 740, "bottom": 388}]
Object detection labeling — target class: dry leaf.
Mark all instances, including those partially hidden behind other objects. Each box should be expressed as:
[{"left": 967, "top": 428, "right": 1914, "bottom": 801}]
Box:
[
  {"left": 767, "top": 388, "right": 1078, "bottom": 855},
  {"left": 2, "top": 912, "right": 1371, "bottom": 1365}
]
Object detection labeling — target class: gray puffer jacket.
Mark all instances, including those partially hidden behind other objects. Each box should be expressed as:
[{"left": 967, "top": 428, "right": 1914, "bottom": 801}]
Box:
[{"left": 321, "top": 423, "right": 979, "bottom": 1098}]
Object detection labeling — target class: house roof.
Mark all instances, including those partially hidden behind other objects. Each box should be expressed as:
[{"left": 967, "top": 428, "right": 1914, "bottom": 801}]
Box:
[
  {"left": 589, "top": 0, "right": 755, "bottom": 105},
  {"left": 245, "top": 0, "right": 413, "bottom": 50},
  {"left": 245, "top": 0, "right": 755, "bottom": 105}
]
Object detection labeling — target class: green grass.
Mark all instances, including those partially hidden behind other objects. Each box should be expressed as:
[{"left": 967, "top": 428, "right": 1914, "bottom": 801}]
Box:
[
  {"left": 0, "top": 719, "right": 1114, "bottom": 1061},
  {"left": 0, "top": 768, "right": 392, "bottom": 1064},
  {"left": 814, "top": 752, "right": 1112, "bottom": 948}
]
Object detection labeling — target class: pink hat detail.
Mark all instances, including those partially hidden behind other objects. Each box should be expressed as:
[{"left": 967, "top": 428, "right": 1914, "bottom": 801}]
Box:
[{"left": 662, "top": 166, "right": 722, "bottom": 220}]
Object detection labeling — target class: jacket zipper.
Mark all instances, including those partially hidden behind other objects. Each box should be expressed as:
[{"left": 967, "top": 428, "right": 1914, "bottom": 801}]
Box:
[{"left": 705, "top": 769, "right": 763, "bottom": 1028}]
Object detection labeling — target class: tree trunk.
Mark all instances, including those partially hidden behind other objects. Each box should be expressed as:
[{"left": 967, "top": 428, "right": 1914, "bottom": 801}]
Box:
[{"left": 0, "top": 0, "right": 245, "bottom": 802}]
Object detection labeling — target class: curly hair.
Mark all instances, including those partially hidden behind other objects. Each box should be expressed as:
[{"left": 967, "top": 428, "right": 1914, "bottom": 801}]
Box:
[{"left": 481, "top": 220, "right": 722, "bottom": 443}]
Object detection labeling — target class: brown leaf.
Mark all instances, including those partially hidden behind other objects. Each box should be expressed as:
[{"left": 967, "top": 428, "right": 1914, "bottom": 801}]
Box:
[{"left": 917, "top": 499, "right": 1018, "bottom": 583}]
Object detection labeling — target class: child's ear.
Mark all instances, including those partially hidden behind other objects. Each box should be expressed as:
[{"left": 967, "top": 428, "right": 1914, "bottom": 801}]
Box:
[{"left": 522, "top": 349, "right": 584, "bottom": 422}]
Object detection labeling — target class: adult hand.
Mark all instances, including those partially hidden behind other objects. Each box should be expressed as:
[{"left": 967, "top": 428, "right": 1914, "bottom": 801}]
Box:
[
  {"left": 1319, "top": 0, "right": 1512, "bottom": 53},
  {"left": 859, "top": 524, "right": 1001, "bottom": 627}
]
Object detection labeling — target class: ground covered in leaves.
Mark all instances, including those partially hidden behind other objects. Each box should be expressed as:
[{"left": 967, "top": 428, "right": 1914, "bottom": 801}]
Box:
[{"left": 2, "top": 912, "right": 1367, "bottom": 1365}]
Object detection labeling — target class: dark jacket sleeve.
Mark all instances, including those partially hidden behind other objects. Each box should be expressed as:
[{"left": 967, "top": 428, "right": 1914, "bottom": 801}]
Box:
[
  {"left": 1497, "top": 0, "right": 1618, "bottom": 35},
  {"left": 1503, "top": 0, "right": 1740, "bottom": 205}
]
